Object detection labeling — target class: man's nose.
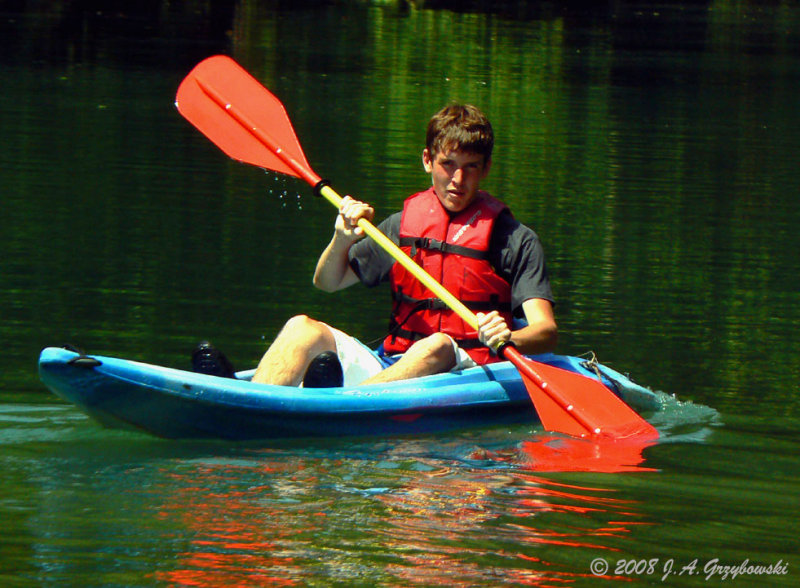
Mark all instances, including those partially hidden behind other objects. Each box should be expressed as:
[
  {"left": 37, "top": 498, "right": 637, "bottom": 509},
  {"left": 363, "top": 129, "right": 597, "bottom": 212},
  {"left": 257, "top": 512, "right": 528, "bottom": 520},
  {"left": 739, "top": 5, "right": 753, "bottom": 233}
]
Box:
[{"left": 452, "top": 168, "right": 464, "bottom": 184}]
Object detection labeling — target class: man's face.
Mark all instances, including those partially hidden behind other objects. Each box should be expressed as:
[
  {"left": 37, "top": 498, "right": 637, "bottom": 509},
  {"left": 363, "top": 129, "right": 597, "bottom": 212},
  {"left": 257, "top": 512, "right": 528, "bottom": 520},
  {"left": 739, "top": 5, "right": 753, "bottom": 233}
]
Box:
[{"left": 423, "top": 148, "right": 491, "bottom": 213}]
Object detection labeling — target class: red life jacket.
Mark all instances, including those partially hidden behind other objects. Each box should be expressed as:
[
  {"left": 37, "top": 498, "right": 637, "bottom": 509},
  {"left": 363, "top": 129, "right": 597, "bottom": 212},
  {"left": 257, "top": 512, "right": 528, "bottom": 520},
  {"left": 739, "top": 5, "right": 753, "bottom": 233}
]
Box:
[{"left": 383, "top": 187, "right": 513, "bottom": 365}]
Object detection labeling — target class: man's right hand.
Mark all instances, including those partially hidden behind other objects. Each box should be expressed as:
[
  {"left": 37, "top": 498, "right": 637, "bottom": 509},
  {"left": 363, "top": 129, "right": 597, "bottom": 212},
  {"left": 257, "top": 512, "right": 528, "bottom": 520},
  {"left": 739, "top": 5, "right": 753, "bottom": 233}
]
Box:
[{"left": 335, "top": 196, "right": 375, "bottom": 242}]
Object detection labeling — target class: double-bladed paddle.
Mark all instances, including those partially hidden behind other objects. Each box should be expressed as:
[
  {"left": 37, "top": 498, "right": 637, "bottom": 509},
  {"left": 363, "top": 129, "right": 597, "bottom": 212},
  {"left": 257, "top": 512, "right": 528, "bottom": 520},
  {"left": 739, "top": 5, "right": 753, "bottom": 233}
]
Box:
[{"left": 175, "top": 55, "right": 659, "bottom": 442}]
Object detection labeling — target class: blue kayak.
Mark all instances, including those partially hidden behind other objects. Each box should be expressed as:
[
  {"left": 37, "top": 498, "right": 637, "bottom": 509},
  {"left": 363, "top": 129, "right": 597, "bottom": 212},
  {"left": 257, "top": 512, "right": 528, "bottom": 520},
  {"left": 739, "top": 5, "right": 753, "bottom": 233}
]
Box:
[{"left": 38, "top": 347, "right": 661, "bottom": 440}]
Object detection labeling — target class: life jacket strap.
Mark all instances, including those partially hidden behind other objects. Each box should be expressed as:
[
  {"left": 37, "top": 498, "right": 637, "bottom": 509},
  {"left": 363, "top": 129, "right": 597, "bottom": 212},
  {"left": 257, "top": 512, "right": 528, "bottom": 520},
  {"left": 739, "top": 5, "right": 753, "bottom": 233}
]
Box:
[
  {"left": 391, "top": 289, "right": 511, "bottom": 313},
  {"left": 399, "top": 236, "right": 489, "bottom": 260},
  {"left": 386, "top": 323, "right": 488, "bottom": 349}
]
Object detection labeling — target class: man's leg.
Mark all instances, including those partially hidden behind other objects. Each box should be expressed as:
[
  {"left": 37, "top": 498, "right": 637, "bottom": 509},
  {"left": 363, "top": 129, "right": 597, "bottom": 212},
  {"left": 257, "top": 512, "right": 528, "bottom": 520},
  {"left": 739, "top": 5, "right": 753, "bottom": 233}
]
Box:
[
  {"left": 252, "top": 315, "right": 336, "bottom": 386},
  {"left": 361, "top": 332, "right": 456, "bottom": 385}
]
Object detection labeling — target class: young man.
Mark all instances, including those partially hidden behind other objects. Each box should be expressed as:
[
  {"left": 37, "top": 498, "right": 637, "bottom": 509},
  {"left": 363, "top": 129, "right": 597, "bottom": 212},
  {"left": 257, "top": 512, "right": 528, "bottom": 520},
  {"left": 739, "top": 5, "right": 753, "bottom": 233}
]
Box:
[{"left": 195, "top": 104, "right": 557, "bottom": 386}]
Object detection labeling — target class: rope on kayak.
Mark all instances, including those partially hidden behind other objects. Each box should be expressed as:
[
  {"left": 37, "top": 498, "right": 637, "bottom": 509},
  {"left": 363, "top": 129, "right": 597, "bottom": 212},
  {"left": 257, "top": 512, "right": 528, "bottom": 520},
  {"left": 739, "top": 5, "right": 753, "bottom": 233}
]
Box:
[{"left": 580, "top": 351, "right": 623, "bottom": 397}]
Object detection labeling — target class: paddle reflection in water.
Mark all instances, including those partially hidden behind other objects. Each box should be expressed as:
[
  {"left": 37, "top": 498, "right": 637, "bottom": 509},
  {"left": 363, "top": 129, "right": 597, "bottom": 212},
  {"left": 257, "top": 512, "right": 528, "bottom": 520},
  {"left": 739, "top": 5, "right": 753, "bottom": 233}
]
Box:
[
  {"left": 147, "top": 446, "right": 652, "bottom": 586},
  {"left": 518, "top": 435, "right": 658, "bottom": 474}
]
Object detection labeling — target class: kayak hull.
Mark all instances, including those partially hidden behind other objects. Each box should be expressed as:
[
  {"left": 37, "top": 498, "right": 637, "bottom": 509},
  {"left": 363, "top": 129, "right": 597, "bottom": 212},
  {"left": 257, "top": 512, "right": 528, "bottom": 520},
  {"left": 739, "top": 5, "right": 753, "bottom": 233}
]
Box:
[{"left": 38, "top": 347, "right": 660, "bottom": 440}]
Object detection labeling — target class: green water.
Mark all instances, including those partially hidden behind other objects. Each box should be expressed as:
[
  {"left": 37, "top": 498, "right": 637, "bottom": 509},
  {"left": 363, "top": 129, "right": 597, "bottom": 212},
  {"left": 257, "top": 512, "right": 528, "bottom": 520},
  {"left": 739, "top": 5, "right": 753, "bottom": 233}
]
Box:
[{"left": 1, "top": 1, "right": 798, "bottom": 585}]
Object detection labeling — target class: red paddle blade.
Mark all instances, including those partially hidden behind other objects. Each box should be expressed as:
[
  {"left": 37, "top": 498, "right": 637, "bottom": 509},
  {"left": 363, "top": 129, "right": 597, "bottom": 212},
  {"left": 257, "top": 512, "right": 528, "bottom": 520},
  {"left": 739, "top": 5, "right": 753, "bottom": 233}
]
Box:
[
  {"left": 505, "top": 347, "right": 659, "bottom": 441},
  {"left": 175, "top": 55, "right": 312, "bottom": 180}
]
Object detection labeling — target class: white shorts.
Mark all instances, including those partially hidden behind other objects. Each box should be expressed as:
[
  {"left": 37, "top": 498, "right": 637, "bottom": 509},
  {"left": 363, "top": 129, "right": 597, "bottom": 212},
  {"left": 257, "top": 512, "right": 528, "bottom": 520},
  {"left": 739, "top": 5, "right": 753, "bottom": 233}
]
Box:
[{"left": 327, "top": 326, "right": 479, "bottom": 387}]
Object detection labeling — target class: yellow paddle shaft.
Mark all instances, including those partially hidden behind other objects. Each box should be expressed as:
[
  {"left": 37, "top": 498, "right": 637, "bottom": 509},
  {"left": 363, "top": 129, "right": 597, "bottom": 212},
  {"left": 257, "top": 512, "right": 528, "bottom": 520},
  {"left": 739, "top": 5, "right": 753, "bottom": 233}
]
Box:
[{"left": 318, "top": 184, "right": 481, "bottom": 333}]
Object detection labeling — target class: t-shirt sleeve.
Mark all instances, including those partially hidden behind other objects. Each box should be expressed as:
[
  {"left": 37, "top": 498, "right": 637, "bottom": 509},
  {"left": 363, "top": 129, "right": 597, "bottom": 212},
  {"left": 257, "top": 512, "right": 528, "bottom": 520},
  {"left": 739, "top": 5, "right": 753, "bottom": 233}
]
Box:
[
  {"left": 490, "top": 211, "right": 554, "bottom": 315},
  {"left": 347, "top": 212, "right": 400, "bottom": 287}
]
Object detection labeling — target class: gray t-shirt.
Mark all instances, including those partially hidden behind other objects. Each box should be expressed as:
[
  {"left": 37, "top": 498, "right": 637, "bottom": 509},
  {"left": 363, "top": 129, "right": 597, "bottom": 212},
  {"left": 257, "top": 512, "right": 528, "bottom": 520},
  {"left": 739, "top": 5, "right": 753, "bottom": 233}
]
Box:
[{"left": 348, "top": 209, "right": 553, "bottom": 317}]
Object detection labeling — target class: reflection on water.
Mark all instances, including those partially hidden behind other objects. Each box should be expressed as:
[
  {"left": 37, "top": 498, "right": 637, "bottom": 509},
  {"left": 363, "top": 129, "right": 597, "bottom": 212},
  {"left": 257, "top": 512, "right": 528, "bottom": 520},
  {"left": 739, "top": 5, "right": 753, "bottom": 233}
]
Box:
[
  {"left": 518, "top": 436, "right": 658, "bottom": 474},
  {"left": 116, "top": 447, "right": 654, "bottom": 586},
  {"left": 154, "top": 459, "right": 307, "bottom": 587},
  {"left": 376, "top": 462, "right": 654, "bottom": 585},
  {"left": 2, "top": 400, "right": 796, "bottom": 586}
]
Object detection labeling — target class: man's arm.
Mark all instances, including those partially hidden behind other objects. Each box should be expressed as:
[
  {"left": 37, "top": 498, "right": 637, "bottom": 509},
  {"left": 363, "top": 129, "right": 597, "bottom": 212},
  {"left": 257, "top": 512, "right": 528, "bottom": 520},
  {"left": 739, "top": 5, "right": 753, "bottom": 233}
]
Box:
[
  {"left": 510, "top": 298, "right": 557, "bottom": 353},
  {"left": 478, "top": 212, "right": 557, "bottom": 355},
  {"left": 477, "top": 298, "right": 558, "bottom": 355},
  {"left": 313, "top": 196, "right": 374, "bottom": 292}
]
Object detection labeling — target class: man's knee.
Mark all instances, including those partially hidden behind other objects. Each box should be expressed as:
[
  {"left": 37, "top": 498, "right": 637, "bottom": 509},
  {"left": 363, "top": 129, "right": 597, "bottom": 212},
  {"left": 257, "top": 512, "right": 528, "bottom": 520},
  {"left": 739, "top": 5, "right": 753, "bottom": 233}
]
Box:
[
  {"left": 418, "top": 332, "right": 456, "bottom": 368},
  {"left": 284, "top": 314, "right": 313, "bottom": 329},
  {"left": 283, "top": 314, "right": 324, "bottom": 333},
  {"left": 279, "top": 315, "right": 330, "bottom": 342}
]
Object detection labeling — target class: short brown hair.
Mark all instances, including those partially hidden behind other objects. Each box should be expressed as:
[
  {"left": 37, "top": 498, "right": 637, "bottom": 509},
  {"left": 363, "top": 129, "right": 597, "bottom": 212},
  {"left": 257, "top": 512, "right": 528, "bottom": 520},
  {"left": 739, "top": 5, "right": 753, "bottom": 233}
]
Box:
[{"left": 426, "top": 103, "right": 494, "bottom": 161}]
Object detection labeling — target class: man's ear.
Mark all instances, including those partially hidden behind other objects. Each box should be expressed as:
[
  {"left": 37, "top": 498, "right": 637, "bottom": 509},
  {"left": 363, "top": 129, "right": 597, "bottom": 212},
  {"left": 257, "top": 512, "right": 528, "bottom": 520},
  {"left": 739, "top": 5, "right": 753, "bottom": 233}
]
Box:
[{"left": 422, "top": 148, "right": 433, "bottom": 173}]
